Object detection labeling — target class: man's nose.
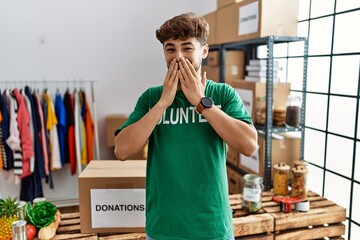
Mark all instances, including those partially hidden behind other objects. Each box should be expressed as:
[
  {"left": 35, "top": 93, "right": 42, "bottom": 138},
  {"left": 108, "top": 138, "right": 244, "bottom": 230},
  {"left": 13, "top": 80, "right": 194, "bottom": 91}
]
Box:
[{"left": 175, "top": 51, "right": 183, "bottom": 62}]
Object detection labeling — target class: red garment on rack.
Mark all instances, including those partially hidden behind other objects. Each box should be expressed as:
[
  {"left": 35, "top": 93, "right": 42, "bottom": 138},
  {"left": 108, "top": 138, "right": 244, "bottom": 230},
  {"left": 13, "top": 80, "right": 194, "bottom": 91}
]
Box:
[
  {"left": 12, "top": 88, "right": 34, "bottom": 178},
  {"left": 64, "top": 91, "right": 76, "bottom": 175}
]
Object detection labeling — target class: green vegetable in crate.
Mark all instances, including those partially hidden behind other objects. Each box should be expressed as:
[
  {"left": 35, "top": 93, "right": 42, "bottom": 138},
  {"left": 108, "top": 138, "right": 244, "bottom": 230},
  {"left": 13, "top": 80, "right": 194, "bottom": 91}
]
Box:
[{"left": 26, "top": 201, "right": 57, "bottom": 228}]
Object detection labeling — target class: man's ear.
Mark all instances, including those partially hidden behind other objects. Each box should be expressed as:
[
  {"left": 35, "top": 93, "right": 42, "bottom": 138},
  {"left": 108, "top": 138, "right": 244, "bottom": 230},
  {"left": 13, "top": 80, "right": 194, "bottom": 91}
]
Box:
[{"left": 202, "top": 44, "right": 209, "bottom": 59}]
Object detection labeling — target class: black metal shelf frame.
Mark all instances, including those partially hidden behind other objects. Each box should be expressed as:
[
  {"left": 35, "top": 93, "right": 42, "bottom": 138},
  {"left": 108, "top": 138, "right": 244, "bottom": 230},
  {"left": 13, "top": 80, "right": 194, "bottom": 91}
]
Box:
[{"left": 212, "top": 36, "right": 309, "bottom": 190}]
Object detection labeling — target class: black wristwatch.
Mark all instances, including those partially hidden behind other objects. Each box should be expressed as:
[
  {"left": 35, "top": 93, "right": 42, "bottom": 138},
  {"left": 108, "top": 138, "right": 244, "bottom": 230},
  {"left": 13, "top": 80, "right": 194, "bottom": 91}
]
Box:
[{"left": 196, "top": 97, "right": 214, "bottom": 114}]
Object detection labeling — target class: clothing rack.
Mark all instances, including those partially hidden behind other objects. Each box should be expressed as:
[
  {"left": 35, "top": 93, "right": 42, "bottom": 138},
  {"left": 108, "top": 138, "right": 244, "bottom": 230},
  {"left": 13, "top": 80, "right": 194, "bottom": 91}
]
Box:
[{"left": 0, "top": 79, "right": 100, "bottom": 160}]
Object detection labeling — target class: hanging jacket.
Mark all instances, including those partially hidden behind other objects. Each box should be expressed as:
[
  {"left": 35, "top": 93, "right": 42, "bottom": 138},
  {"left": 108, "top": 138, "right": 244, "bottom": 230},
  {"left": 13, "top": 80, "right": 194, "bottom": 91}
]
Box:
[
  {"left": 55, "top": 91, "right": 66, "bottom": 166},
  {"left": 82, "top": 91, "right": 94, "bottom": 162},
  {"left": 33, "top": 92, "right": 49, "bottom": 177},
  {"left": 20, "top": 87, "right": 44, "bottom": 202},
  {"left": 12, "top": 88, "right": 34, "bottom": 179},
  {"left": 25, "top": 87, "right": 46, "bottom": 179},
  {"left": 0, "top": 91, "right": 11, "bottom": 170},
  {"left": 42, "top": 91, "right": 62, "bottom": 170},
  {"left": 21, "top": 90, "right": 35, "bottom": 173},
  {"left": 5, "top": 89, "right": 23, "bottom": 177},
  {"left": 64, "top": 90, "right": 76, "bottom": 175}
]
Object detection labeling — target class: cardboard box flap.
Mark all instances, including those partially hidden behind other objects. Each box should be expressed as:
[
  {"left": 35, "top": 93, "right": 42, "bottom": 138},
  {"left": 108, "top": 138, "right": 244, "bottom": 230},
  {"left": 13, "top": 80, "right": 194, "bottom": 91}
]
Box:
[{"left": 79, "top": 160, "right": 146, "bottom": 178}]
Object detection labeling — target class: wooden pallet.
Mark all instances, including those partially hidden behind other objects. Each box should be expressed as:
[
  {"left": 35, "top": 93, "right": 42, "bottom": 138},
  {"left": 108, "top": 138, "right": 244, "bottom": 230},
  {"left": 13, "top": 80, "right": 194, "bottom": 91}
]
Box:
[
  {"left": 52, "top": 212, "right": 146, "bottom": 240},
  {"left": 265, "top": 191, "right": 346, "bottom": 240},
  {"left": 48, "top": 191, "right": 345, "bottom": 240},
  {"left": 230, "top": 192, "right": 274, "bottom": 239},
  {"left": 230, "top": 191, "right": 346, "bottom": 240}
]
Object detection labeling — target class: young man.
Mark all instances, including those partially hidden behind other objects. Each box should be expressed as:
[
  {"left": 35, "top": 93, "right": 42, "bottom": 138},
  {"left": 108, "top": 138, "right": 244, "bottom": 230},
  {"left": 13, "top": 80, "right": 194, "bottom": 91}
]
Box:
[{"left": 114, "top": 12, "right": 257, "bottom": 240}]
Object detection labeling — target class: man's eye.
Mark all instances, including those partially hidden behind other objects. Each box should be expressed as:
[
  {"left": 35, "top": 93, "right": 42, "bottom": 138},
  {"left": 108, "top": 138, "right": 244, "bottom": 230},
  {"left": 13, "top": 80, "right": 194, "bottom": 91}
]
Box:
[
  {"left": 184, "top": 48, "right": 193, "bottom": 51},
  {"left": 166, "top": 49, "right": 175, "bottom": 52}
]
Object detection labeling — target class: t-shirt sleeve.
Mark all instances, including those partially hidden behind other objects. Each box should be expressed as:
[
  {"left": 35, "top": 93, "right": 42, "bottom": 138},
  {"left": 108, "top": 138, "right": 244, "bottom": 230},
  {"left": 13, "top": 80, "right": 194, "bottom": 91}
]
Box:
[
  {"left": 114, "top": 88, "right": 158, "bottom": 136},
  {"left": 221, "top": 84, "right": 253, "bottom": 125}
]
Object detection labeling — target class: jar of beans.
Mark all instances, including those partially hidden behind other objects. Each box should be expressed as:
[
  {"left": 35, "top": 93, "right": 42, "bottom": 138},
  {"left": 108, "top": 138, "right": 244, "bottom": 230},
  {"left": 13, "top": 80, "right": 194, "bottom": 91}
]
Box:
[{"left": 285, "top": 96, "right": 301, "bottom": 128}]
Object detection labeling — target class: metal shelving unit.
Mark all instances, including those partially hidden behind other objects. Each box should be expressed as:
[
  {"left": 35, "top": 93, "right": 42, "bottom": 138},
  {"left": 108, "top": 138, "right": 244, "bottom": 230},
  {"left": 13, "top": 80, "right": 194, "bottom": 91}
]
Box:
[{"left": 212, "top": 36, "right": 308, "bottom": 190}]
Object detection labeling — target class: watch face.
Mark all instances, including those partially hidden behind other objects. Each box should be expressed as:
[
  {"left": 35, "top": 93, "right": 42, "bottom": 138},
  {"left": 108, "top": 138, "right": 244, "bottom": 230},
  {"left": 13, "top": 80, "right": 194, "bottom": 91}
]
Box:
[{"left": 201, "top": 97, "right": 213, "bottom": 108}]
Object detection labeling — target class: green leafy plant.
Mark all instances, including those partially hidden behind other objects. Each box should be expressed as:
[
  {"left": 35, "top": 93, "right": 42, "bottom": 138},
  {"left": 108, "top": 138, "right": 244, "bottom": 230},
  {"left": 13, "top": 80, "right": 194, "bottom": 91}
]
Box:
[{"left": 26, "top": 201, "right": 57, "bottom": 228}]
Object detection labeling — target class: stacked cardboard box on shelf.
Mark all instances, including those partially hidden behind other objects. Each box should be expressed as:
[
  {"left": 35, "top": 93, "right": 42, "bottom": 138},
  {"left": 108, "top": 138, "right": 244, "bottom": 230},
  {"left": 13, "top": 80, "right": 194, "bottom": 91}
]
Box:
[
  {"left": 229, "top": 80, "right": 290, "bottom": 122},
  {"left": 202, "top": 50, "right": 246, "bottom": 83},
  {"left": 216, "top": 0, "right": 299, "bottom": 44},
  {"left": 203, "top": 11, "right": 217, "bottom": 46},
  {"left": 244, "top": 59, "right": 282, "bottom": 83},
  {"left": 226, "top": 132, "right": 301, "bottom": 181}
]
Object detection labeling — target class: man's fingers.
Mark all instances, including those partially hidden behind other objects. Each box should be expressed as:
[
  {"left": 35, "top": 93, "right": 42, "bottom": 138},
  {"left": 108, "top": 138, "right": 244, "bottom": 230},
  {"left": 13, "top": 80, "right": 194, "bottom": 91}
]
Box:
[{"left": 185, "top": 58, "right": 197, "bottom": 77}]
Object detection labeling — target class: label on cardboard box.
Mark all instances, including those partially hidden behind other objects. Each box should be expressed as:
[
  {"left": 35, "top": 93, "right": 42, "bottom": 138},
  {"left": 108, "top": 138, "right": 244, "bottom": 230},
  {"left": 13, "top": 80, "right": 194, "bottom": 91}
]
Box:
[
  {"left": 91, "top": 189, "right": 145, "bottom": 228},
  {"left": 238, "top": 1, "right": 259, "bottom": 35},
  {"left": 236, "top": 88, "right": 253, "bottom": 116}
]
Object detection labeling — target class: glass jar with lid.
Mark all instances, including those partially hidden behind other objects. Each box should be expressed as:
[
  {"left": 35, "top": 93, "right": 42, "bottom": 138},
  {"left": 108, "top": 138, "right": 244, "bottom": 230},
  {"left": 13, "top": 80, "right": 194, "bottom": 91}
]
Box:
[
  {"left": 242, "top": 174, "right": 263, "bottom": 213},
  {"left": 293, "top": 160, "right": 309, "bottom": 168},
  {"left": 285, "top": 96, "right": 301, "bottom": 128},
  {"left": 273, "top": 162, "right": 290, "bottom": 196},
  {"left": 291, "top": 166, "right": 308, "bottom": 200}
]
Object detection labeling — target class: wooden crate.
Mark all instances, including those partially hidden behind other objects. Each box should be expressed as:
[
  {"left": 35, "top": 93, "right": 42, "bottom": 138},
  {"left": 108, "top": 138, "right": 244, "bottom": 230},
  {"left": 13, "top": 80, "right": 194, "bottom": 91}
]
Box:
[
  {"left": 262, "top": 191, "right": 346, "bottom": 240},
  {"left": 53, "top": 212, "right": 146, "bottom": 240},
  {"left": 49, "top": 191, "right": 345, "bottom": 240},
  {"left": 230, "top": 192, "right": 274, "bottom": 239}
]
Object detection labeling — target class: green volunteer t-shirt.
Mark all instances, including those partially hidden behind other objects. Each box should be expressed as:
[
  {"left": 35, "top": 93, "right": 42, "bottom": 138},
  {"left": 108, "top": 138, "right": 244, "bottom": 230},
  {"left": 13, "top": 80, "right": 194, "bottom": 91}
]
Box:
[{"left": 117, "top": 80, "right": 252, "bottom": 240}]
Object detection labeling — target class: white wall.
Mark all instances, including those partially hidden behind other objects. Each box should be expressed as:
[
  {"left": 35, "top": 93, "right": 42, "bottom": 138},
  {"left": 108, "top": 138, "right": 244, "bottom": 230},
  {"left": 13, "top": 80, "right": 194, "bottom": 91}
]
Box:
[{"left": 0, "top": 0, "right": 216, "bottom": 203}]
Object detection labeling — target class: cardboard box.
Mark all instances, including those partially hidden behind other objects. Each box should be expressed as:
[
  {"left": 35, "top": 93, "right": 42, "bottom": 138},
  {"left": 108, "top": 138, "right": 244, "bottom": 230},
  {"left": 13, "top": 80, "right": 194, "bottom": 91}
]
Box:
[
  {"left": 105, "top": 114, "right": 128, "bottom": 147},
  {"left": 78, "top": 160, "right": 147, "bottom": 233},
  {"left": 203, "top": 11, "right": 217, "bottom": 45},
  {"left": 218, "top": 0, "right": 239, "bottom": 9},
  {"left": 203, "top": 65, "right": 220, "bottom": 82},
  {"left": 202, "top": 50, "right": 245, "bottom": 83},
  {"left": 105, "top": 115, "right": 147, "bottom": 159},
  {"left": 205, "top": 51, "right": 220, "bottom": 67},
  {"left": 227, "top": 166, "right": 243, "bottom": 194},
  {"left": 230, "top": 81, "right": 290, "bottom": 121},
  {"left": 216, "top": 0, "right": 299, "bottom": 44},
  {"left": 238, "top": 132, "right": 300, "bottom": 178}
]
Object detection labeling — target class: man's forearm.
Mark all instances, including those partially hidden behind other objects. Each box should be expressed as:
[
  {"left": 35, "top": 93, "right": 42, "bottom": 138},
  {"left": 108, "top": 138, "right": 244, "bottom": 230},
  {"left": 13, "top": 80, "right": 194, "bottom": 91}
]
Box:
[
  {"left": 114, "top": 102, "right": 168, "bottom": 160},
  {"left": 202, "top": 106, "right": 258, "bottom": 156}
]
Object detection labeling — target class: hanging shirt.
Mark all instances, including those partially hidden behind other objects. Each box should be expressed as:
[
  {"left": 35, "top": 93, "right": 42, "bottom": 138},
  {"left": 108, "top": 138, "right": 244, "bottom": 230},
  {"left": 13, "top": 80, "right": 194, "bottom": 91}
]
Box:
[
  {"left": 42, "top": 91, "right": 61, "bottom": 170},
  {"left": 12, "top": 88, "right": 34, "bottom": 179},
  {"left": 22, "top": 91, "right": 35, "bottom": 173},
  {"left": 33, "top": 92, "right": 49, "bottom": 177},
  {"left": 5, "top": 89, "right": 23, "bottom": 177},
  {"left": 64, "top": 90, "right": 76, "bottom": 175},
  {"left": 54, "top": 91, "right": 66, "bottom": 166},
  {"left": 0, "top": 91, "right": 13, "bottom": 171},
  {"left": 0, "top": 111, "right": 3, "bottom": 171},
  {"left": 82, "top": 91, "right": 94, "bottom": 162},
  {"left": 74, "top": 90, "right": 82, "bottom": 174}
]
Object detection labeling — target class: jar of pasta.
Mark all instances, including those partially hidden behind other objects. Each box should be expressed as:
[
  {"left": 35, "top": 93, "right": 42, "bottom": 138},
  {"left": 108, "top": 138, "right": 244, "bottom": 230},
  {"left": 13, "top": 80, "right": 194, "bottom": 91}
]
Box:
[
  {"left": 273, "top": 163, "right": 290, "bottom": 196},
  {"left": 242, "top": 174, "right": 263, "bottom": 213},
  {"left": 291, "top": 166, "right": 308, "bottom": 200},
  {"left": 293, "top": 160, "right": 309, "bottom": 168}
]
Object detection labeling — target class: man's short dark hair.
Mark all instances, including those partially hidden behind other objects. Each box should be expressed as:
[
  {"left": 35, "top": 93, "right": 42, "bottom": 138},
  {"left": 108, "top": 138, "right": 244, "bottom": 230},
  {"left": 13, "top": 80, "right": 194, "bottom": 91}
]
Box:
[{"left": 156, "top": 12, "right": 209, "bottom": 46}]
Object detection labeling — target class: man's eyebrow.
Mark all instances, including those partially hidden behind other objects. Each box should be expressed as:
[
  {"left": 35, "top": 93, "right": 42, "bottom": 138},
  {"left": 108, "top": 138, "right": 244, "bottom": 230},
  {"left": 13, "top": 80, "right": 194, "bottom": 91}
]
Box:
[
  {"left": 164, "top": 42, "right": 195, "bottom": 48},
  {"left": 181, "top": 42, "right": 195, "bottom": 47},
  {"left": 164, "top": 43, "right": 175, "bottom": 48}
]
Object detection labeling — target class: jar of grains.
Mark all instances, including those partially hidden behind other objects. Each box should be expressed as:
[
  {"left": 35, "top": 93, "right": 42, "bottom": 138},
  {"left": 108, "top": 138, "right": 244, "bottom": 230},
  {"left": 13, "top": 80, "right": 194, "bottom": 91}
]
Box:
[
  {"left": 291, "top": 166, "right": 308, "bottom": 200},
  {"left": 273, "top": 163, "right": 290, "bottom": 196},
  {"left": 242, "top": 174, "right": 263, "bottom": 213}
]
